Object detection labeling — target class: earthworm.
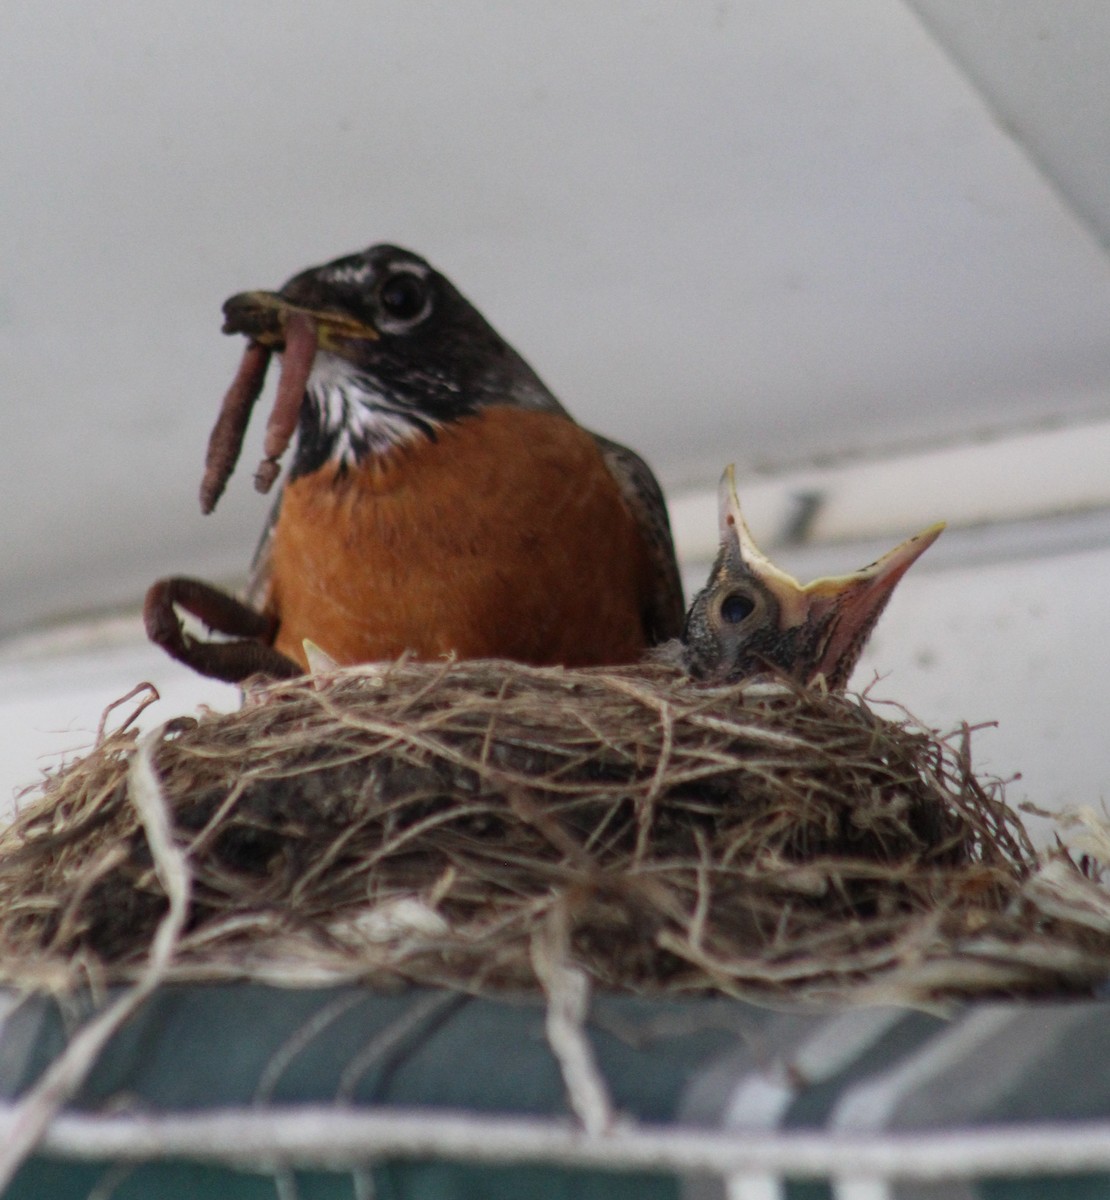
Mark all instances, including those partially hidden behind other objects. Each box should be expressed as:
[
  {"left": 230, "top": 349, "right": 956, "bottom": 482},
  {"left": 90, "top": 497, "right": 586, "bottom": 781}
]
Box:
[
  {"left": 254, "top": 311, "right": 318, "bottom": 495},
  {"left": 199, "top": 341, "right": 271, "bottom": 514}
]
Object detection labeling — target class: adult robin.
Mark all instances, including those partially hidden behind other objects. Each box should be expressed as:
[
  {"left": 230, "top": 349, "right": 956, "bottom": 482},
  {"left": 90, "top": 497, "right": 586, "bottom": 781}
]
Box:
[
  {"left": 145, "top": 244, "right": 684, "bottom": 681},
  {"left": 676, "top": 467, "right": 942, "bottom": 689}
]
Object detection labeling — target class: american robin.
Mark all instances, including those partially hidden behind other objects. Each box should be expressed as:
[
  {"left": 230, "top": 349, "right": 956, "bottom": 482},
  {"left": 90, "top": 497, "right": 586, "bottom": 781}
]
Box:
[
  {"left": 146, "top": 244, "right": 684, "bottom": 681},
  {"left": 678, "top": 466, "right": 942, "bottom": 689}
]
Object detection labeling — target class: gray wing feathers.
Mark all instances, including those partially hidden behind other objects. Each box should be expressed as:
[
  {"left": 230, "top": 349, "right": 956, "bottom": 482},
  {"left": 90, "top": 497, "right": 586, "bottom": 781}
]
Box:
[
  {"left": 243, "top": 489, "right": 283, "bottom": 611},
  {"left": 592, "top": 433, "right": 685, "bottom": 644}
]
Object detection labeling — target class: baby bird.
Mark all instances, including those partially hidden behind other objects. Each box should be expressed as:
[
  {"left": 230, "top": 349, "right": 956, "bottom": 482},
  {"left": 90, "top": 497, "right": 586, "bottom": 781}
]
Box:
[{"left": 679, "top": 467, "right": 943, "bottom": 689}]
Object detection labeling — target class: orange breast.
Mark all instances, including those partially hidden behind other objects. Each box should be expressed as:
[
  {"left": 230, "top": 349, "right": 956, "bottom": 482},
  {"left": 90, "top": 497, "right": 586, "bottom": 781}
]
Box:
[{"left": 265, "top": 407, "right": 657, "bottom": 669}]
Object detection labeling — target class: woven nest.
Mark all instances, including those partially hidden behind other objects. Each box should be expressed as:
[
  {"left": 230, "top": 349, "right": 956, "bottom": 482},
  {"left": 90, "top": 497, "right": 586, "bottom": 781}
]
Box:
[{"left": 2, "top": 659, "right": 1110, "bottom": 1004}]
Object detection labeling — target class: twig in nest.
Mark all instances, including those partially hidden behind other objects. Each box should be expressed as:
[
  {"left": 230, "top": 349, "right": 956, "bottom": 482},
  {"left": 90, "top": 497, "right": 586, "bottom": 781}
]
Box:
[
  {"left": 532, "top": 905, "right": 614, "bottom": 1135},
  {"left": 2, "top": 660, "right": 1105, "bottom": 1005},
  {"left": 95, "top": 682, "right": 161, "bottom": 745}
]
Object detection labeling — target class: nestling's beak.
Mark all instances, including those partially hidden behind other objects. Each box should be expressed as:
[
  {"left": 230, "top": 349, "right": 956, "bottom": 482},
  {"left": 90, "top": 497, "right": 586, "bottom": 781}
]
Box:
[
  {"left": 687, "top": 465, "right": 943, "bottom": 689},
  {"left": 721, "top": 465, "right": 943, "bottom": 686}
]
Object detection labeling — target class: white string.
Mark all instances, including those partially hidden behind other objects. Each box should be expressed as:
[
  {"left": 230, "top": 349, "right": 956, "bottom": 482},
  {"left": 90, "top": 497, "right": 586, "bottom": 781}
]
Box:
[{"left": 10, "top": 1107, "right": 1110, "bottom": 1182}]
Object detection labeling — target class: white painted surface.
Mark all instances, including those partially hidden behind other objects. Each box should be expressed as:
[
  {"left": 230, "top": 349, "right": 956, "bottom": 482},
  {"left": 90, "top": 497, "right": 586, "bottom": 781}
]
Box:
[
  {"left": 857, "top": 544, "right": 1110, "bottom": 847},
  {"left": 910, "top": 0, "right": 1110, "bottom": 249},
  {"left": 669, "top": 417, "right": 1110, "bottom": 561},
  {"left": 0, "top": 621, "right": 237, "bottom": 816}
]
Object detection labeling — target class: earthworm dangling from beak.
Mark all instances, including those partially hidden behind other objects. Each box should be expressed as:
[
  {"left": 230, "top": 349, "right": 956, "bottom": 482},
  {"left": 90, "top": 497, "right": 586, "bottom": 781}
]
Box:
[
  {"left": 254, "top": 311, "right": 318, "bottom": 495},
  {"left": 199, "top": 342, "right": 272, "bottom": 514}
]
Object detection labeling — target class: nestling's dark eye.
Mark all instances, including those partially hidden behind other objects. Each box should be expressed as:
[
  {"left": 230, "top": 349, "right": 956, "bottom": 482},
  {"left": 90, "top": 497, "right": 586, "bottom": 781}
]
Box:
[
  {"left": 720, "top": 592, "right": 756, "bottom": 624},
  {"left": 378, "top": 272, "right": 428, "bottom": 321}
]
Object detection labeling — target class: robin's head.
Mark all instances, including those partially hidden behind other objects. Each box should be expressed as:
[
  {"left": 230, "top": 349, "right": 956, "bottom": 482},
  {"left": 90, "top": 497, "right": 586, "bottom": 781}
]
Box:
[
  {"left": 681, "top": 467, "right": 943, "bottom": 690},
  {"left": 221, "top": 244, "right": 562, "bottom": 476}
]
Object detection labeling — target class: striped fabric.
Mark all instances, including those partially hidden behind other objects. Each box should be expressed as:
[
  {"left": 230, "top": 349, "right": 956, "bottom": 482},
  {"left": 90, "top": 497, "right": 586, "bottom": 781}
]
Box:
[{"left": 0, "top": 986, "right": 1107, "bottom": 1198}]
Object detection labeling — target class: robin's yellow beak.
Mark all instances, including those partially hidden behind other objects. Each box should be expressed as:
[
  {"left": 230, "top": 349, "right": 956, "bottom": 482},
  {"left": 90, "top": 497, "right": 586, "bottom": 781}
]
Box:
[{"left": 222, "top": 290, "right": 380, "bottom": 352}]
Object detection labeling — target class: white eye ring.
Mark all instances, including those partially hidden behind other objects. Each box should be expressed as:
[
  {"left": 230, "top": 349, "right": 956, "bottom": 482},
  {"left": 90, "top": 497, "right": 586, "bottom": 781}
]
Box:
[{"left": 376, "top": 267, "right": 432, "bottom": 329}]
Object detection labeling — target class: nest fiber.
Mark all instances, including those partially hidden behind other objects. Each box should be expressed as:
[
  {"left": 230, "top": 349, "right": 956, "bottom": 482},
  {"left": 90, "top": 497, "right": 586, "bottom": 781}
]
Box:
[{"left": 2, "top": 659, "right": 1108, "bottom": 1004}]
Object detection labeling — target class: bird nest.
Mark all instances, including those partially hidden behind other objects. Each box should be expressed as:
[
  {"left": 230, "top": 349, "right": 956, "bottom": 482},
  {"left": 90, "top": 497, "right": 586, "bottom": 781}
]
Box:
[{"left": 2, "top": 659, "right": 1109, "bottom": 1005}]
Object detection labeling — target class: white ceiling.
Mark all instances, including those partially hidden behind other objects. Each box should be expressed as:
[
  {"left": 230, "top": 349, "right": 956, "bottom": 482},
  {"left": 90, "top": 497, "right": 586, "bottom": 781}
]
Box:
[
  {"left": 4, "top": 1, "right": 1110, "bottom": 637},
  {"left": 909, "top": 0, "right": 1110, "bottom": 251}
]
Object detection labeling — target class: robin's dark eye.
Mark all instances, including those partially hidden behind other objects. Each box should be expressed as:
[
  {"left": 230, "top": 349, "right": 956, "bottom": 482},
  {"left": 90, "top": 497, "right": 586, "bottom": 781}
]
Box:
[
  {"left": 378, "top": 272, "right": 428, "bottom": 321},
  {"left": 720, "top": 592, "right": 756, "bottom": 624}
]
